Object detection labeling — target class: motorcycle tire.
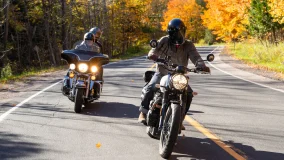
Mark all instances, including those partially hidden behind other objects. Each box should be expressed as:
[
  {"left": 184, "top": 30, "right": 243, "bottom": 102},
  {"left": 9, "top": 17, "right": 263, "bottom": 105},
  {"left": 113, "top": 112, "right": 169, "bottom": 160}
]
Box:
[
  {"left": 74, "top": 88, "right": 84, "bottom": 113},
  {"left": 159, "top": 103, "right": 181, "bottom": 159}
]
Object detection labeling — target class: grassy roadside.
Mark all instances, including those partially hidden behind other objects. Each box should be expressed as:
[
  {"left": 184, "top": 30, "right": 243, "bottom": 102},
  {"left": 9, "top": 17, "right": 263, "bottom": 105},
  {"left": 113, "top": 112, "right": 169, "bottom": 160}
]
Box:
[
  {"left": 0, "top": 66, "right": 68, "bottom": 84},
  {"left": 0, "top": 45, "right": 150, "bottom": 84},
  {"left": 224, "top": 42, "right": 284, "bottom": 79}
]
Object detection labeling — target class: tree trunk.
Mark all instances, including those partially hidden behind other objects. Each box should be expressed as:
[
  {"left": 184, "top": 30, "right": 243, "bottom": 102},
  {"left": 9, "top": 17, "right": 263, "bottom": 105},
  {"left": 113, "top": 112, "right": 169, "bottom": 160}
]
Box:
[
  {"left": 3, "top": 0, "right": 9, "bottom": 50},
  {"left": 42, "top": 0, "right": 56, "bottom": 65},
  {"left": 50, "top": 0, "right": 60, "bottom": 64},
  {"left": 16, "top": 31, "right": 21, "bottom": 67},
  {"left": 24, "top": 0, "right": 33, "bottom": 64},
  {"left": 61, "top": 0, "right": 67, "bottom": 50},
  {"left": 68, "top": 0, "right": 74, "bottom": 49}
]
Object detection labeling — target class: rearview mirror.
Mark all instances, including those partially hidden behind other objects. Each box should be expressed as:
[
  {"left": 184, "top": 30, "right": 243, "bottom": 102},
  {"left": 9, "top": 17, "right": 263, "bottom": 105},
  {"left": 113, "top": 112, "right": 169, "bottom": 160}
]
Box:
[
  {"left": 150, "top": 39, "right": 158, "bottom": 48},
  {"left": 207, "top": 54, "right": 215, "bottom": 62}
]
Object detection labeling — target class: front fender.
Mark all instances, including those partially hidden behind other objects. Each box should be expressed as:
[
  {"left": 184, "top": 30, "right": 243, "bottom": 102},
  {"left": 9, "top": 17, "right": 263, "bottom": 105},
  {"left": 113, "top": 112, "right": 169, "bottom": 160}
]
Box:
[{"left": 75, "top": 80, "right": 86, "bottom": 88}]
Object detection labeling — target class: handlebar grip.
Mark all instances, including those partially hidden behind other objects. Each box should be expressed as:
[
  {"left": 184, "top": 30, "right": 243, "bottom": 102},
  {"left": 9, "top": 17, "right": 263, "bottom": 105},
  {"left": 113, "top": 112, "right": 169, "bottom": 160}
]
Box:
[{"left": 156, "top": 58, "right": 165, "bottom": 63}]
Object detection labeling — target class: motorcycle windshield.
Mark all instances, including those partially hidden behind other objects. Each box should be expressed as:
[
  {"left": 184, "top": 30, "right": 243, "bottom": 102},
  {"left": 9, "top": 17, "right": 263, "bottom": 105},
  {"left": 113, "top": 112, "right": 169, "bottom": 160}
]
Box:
[{"left": 61, "top": 50, "right": 109, "bottom": 65}]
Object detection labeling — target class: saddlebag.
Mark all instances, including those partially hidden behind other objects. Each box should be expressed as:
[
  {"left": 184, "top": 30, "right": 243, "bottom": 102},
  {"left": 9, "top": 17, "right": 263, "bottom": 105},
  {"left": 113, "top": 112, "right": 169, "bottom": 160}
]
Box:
[{"left": 143, "top": 71, "right": 155, "bottom": 82}]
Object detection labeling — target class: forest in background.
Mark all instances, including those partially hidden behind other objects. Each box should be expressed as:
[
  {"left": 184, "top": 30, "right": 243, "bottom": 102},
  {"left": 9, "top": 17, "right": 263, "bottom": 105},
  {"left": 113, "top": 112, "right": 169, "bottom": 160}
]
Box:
[{"left": 0, "top": 0, "right": 284, "bottom": 79}]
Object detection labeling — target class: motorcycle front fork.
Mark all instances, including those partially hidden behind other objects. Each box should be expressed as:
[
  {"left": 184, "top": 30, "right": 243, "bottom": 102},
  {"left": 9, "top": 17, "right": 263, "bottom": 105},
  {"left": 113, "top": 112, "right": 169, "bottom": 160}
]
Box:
[
  {"left": 158, "top": 91, "right": 187, "bottom": 130},
  {"left": 159, "top": 90, "right": 169, "bottom": 130}
]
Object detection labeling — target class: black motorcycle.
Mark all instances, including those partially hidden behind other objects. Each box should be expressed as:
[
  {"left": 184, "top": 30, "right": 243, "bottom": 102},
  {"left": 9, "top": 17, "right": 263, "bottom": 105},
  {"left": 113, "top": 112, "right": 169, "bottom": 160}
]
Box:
[
  {"left": 142, "top": 40, "right": 214, "bottom": 159},
  {"left": 61, "top": 49, "right": 109, "bottom": 113}
]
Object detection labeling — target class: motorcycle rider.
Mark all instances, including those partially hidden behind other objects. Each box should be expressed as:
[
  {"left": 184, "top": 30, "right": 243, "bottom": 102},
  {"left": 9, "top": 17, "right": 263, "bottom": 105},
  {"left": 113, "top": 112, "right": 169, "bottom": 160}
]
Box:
[
  {"left": 75, "top": 32, "right": 100, "bottom": 52},
  {"left": 89, "top": 27, "right": 104, "bottom": 83},
  {"left": 138, "top": 18, "right": 210, "bottom": 128},
  {"left": 62, "top": 32, "right": 101, "bottom": 94},
  {"left": 89, "top": 27, "right": 103, "bottom": 52}
]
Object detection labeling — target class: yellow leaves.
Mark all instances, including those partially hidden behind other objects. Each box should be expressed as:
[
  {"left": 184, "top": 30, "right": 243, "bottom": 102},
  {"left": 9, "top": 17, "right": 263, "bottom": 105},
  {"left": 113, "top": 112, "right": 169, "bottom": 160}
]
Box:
[
  {"left": 202, "top": 0, "right": 251, "bottom": 42},
  {"left": 268, "top": 0, "right": 284, "bottom": 24},
  {"left": 96, "top": 142, "right": 101, "bottom": 148}
]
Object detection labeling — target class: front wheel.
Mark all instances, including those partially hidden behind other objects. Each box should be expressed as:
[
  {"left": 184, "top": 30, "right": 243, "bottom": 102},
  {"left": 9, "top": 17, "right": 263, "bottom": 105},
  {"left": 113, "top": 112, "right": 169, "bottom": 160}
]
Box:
[
  {"left": 159, "top": 104, "right": 181, "bottom": 159},
  {"left": 74, "top": 88, "right": 84, "bottom": 113}
]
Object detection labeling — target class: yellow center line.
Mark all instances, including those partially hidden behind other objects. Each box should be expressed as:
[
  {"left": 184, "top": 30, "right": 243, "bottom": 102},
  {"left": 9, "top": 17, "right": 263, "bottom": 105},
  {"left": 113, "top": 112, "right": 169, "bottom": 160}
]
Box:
[
  {"left": 147, "top": 64, "right": 246, "bottom": 160},
  {"left": 185, "top": 116, "right": 246, "bottom": 160}
]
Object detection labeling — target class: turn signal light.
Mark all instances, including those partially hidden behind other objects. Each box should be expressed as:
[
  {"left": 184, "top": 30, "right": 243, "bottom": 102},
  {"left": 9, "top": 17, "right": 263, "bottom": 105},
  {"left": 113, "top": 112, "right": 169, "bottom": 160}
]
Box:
[
  {"left": 69, "top": 71, "right": 75, "bottom": 78},
  {"left": 91, "top": 75, "right": 96, "bottom": 81}
]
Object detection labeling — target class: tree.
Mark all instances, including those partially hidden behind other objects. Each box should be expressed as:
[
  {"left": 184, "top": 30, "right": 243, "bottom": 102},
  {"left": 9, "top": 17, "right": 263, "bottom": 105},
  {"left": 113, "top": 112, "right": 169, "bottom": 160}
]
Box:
[
  {"left": 248, "top": 0, "right": 282, "bottom": 44},
  {"left": 161, "top": 0, "right": 204, "bottom": 42},
  {"left": 202, "top": 0, "right": 251, "bottom": 42},
  {"left": 268, "top": 0, "right": 284, "bottom": 24}
]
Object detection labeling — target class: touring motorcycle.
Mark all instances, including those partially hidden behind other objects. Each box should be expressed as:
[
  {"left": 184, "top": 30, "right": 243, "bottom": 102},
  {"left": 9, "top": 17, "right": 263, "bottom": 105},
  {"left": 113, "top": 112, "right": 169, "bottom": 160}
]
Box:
[
  {"left": 142, "top": 40, "right": 214, "bottom": 159},
  {"left": 61, "top": 49, "right": 109, "bottom": 113}
]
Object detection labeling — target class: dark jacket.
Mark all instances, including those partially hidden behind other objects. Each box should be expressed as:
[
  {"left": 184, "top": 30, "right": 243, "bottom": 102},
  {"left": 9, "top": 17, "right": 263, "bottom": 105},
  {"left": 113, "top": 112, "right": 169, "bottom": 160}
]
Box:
[
  {"left": 148, "top": 36, "right": 206, "bottom": 75},
  {"left": 75, "top": 41, "right": 101, "bottom": 52}
]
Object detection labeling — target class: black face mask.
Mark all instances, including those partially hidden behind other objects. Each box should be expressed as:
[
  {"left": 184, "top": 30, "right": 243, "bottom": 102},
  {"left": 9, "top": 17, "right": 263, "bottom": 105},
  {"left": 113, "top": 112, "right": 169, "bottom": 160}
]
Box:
[{"left": 168, "top": 28, "right": 185, "bottom": 45}]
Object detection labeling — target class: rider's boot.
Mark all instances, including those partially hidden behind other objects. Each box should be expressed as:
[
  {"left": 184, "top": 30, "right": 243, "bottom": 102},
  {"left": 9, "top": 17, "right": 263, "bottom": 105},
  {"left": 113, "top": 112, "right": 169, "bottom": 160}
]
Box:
[{"left": 138, "top": 112, "right": 147, "bottom": 125}]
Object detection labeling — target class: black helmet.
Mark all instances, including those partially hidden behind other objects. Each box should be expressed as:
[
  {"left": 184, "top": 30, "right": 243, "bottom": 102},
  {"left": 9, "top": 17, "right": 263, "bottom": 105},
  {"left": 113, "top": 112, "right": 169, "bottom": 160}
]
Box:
[
  {"left": 89, "top": 27, "right": 102, "bottom": 40},
  {"left": 84, "top": 32, "right": 94, "bottom": 41},
  {"left": 167, "top": 18, "right": 186, "bottom": 45}
]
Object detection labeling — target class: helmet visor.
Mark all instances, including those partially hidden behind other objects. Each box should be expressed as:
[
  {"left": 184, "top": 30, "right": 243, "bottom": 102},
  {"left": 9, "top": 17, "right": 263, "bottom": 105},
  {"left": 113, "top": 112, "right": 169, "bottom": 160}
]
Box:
[{"left": 168, "top": 29, "right": 185, "bottom": 45}]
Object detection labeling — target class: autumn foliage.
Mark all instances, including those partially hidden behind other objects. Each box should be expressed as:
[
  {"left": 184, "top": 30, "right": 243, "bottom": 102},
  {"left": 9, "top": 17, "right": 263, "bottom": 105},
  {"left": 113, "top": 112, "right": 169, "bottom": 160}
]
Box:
[
  {"left": 161, "top": 0, "right": 204, "bottom": 42},
  {"left": 268, "top": 0, "right": 284, "bottom": 24},
  {"left": 202, "top": 0, "right": 251, "bottom": 42},
  {"left": 1, "top": 0, "right": 284, "bottom": 78}
]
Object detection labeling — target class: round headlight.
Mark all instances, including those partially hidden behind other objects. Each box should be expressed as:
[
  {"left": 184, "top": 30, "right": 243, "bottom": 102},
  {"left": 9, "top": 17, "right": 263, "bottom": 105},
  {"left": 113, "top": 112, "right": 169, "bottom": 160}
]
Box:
[
  {"left": 171, "top": 74, "right": 188, "bottom": 90},
  {"left": 91, "top": 66, "right": 98, "bottom": 73},
  {"left": 70, "top": 63, "right": 76, "bottom": 70},
  {"left": 78, "top": 63, "right": 88, "bottom": 73}
]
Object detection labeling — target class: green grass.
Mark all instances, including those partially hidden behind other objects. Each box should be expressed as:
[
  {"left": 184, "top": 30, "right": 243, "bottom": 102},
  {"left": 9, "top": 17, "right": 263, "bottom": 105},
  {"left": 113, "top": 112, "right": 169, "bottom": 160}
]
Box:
[
  {"left": 225, "top": 41, "right": 284, "bottom": 78},
  {"left": 0, "top": 66, "right": 67, "bottom": 84}
]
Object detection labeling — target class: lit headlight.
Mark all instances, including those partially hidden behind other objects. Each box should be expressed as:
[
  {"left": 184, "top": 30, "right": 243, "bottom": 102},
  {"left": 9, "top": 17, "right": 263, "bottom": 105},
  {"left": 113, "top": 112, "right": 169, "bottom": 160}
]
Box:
[
  {"left": 171, "top": 74, "right": 188, "bottom": 90},
  {"left": 69, "top": 63, "right": 76, "bottom": 70},
  {"left": 91, "top": 66, "right": 98, "bottom": 73},
  {"left": 78, "top": 63, "right": 88, "bottom": 73}
]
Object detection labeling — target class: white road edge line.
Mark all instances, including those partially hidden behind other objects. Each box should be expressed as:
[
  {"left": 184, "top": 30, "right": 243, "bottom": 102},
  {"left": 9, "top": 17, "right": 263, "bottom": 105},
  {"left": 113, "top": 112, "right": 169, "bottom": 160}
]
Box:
[
  {"left": 208, "top": 46, "right": 284, "bottom": 93},
  {"left": 0, "top": 81, "right": 62, "bottom": 122}
]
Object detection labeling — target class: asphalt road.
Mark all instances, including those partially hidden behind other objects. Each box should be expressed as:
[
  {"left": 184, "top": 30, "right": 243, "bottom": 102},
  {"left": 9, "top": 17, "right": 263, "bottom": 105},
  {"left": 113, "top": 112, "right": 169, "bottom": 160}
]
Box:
[{"left": 0, "top": 46, "right": 284, "bottom": 160}]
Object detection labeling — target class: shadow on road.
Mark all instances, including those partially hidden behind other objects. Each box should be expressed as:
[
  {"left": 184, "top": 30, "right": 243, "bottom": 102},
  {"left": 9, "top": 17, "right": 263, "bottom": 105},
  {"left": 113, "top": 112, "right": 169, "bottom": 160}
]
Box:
[
  {"left": 81, "top": 101, "right": 139, "bottom": 119},
  {"left": 170, "top": 136, "right": 284, "bottom": 160},
  {"left": 0, "top": 131, "right": 44, "bottom": 160}
]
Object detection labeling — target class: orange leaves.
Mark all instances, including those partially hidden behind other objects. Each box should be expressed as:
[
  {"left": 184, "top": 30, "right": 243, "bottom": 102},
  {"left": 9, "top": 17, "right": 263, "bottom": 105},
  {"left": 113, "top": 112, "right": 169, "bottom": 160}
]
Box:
[
  {"left": 161, "top": 0, "right": 204, "bottom": 40},
  {"left": 202, "top": 0, "right": 251, "bottom": 42}
]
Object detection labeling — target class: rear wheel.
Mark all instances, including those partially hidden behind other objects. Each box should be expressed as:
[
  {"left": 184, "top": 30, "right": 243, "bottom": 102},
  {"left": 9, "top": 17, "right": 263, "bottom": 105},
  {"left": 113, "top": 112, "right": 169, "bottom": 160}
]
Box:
[
  {"left": 159, "top": 104, "right": 181, "bottom": 159},
  {"left": 74, "top": 88, "right": 84, "bottom": 113}
]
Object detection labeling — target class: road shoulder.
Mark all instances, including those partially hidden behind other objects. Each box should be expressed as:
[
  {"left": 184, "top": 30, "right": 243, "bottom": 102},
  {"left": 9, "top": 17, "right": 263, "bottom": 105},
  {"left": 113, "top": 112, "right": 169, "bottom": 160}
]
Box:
[{"left": 214, "top": 46, "right": 284, "bottom": 91}]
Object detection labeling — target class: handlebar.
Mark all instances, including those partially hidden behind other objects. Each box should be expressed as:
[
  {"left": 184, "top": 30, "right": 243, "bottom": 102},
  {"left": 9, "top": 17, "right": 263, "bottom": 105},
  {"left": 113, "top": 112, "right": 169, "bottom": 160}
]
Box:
[
  {"left": 155, "top": 59, "right": 210, "bottom": 74},
  {"left": 146, "top": 56, "right": 210, "bottom": 74}
]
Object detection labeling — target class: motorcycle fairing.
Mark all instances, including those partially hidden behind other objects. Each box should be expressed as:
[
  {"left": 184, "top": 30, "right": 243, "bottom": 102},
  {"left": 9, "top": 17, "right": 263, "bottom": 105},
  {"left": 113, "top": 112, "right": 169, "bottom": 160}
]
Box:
[{"left": 61, "top": 49, "right": 109, "bottom": 66}]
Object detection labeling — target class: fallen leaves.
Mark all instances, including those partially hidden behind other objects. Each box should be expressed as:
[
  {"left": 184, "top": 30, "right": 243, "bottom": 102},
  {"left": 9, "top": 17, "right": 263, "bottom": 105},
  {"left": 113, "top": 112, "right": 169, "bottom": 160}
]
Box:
[{"left": 96, "top": 142, "right": 101, "bottom": 148}]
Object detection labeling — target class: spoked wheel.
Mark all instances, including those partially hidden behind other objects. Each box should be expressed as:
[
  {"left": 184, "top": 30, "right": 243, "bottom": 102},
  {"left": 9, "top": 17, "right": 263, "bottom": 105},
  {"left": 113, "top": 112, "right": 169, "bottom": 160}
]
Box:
[
  {"left": 159, "top": 104, "right": 181, "bottom": 159},
  {"left": 74, "top": 88, "right": 84, "bottom": 113}
]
